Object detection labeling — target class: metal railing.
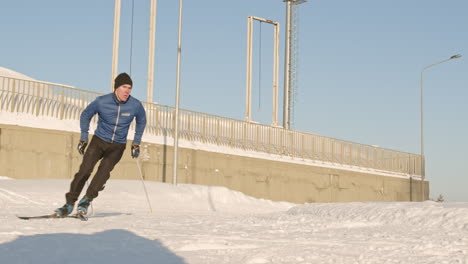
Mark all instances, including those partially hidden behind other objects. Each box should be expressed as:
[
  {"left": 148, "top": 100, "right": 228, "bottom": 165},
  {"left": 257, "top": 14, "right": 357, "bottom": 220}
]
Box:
[{"left": 0, "top": 75, "right": 422, "bottom": 177}]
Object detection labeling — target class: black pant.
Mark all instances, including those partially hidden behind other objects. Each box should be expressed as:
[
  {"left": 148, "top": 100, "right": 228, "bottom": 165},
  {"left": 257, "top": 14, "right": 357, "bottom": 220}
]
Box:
[{"left": 65, "top": 135, "right": 126, "bottom": 204}]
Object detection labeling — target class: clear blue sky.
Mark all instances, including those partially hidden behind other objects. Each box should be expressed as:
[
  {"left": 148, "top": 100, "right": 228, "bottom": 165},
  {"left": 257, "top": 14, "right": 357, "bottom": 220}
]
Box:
[{"left": 1, "top": 0, "right": 467, "bottom": 201}]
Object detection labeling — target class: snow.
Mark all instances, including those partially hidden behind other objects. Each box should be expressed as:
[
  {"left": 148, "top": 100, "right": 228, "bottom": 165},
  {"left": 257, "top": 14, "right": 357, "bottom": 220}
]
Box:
[
  {"left": 0, "top": 67, "right": 36, "bottom": 81},
  {"left": 1, "top": 179, "right": 468, "bottom": 263}
]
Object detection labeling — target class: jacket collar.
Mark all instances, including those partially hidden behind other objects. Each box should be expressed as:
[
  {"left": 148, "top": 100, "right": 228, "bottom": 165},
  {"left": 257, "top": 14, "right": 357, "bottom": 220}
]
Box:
[{"left": 112, "top": 92, "right": 131, "bottom": 104}]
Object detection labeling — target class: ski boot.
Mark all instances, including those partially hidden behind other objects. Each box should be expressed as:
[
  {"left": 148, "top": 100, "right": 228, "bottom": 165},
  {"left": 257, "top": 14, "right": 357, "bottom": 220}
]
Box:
[
  {"left": 77, "top": 196, "right": 92, "bottom": 215},
  {"left": 54, "top": 203, "right": 74, "bottom": 217}
]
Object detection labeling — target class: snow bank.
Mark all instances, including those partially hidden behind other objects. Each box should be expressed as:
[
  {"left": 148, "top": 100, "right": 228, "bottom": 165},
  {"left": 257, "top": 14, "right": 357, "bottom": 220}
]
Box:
[
  {"left": 1, "top": 179, "right": 467, "bottom": 263},
  {"left": 101, "top": 180, "right": 294, "bottom": 214},
  {"left": 287, "top": 201, "right": 468, "bottom": 231},
  {"left": 0, "top": 66, "right": 36, "bottom": 81}
]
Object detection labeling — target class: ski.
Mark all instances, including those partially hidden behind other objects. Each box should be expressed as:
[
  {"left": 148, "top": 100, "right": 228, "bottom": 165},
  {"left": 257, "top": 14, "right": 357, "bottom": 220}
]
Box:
[
  {"left": 17, "top": 213, "right": 88, "bottom": 221},
  {"left": 75, "top": 213, "right": 88, "bottom": 221}
]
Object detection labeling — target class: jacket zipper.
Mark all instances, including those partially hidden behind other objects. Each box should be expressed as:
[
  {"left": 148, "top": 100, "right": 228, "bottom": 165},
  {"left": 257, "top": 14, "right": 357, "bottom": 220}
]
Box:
[{"left": 111, "top": 104, "right": 121, "bottom": 142}]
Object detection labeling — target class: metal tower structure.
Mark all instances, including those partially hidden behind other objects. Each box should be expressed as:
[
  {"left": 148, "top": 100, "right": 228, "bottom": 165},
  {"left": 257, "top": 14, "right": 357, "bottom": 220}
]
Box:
[
  {"left": 283, "top": 0, "right": 307, "bottom": 129},
  {"left": 245, "top": 16, "right": 281, "bottom": 127}
]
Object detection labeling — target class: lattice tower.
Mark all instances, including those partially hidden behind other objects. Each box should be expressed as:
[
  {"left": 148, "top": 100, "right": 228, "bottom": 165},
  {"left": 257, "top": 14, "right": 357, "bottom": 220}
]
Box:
[{"left": 284, "top": 0, "right": 306, "bottom": 129}]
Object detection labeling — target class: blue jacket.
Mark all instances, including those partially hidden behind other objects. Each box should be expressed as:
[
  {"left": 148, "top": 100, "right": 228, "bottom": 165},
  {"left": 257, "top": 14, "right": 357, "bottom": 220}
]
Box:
[{"left": 80, "top": 93, "right": 147, "bottom": 145}]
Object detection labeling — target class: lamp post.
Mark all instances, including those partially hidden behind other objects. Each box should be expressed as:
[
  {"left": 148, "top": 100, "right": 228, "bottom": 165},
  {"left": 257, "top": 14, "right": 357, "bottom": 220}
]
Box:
[
  {"left": 420, "top": 54, "right": 461, "bottom": 201},
  {"left": 147, "top": 0, "right": 157, "bottom": 103},
  {"left": 111, "top": 0, "right": 121, "bottom": 91},
  {"left": 173, "top": 0, "right": 183, "bottom": 185}
]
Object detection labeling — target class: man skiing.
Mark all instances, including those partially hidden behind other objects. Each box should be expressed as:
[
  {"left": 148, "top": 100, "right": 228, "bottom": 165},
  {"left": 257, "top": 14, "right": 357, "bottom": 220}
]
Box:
[{"left": 55, "top": 72, "right": 147, "bottom": 217}]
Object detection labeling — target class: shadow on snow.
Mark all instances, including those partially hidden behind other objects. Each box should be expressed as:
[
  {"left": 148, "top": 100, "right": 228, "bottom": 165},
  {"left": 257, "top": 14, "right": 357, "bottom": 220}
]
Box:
[{"left": 0, "top": 229, "right": 187, "bottom": 264}]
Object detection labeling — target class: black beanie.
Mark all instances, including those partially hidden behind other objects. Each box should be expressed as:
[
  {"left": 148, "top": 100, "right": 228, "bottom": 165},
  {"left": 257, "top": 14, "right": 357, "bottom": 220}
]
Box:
[{"left": 114, "top": 72, "right": 133, "bottom": 89}]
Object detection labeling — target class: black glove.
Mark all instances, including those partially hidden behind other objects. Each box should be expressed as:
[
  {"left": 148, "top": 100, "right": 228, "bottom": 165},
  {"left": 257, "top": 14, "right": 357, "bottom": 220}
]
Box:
[
  {"left": 77, "top": 140, "right": 88, "bottom": 155},
  {"left": 131, "top": 144, "right": 140, "bottom": 159}
]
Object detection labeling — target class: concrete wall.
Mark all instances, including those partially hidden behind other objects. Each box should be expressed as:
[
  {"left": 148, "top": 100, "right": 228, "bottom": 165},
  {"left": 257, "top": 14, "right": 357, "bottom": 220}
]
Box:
[{"left": 0, "top": 124, "right": 429, "bottom": 203}]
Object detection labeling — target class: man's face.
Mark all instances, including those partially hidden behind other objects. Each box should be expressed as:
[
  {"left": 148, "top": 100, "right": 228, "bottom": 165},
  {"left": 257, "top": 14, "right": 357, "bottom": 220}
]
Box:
[{"left": 115, "top": 84, "right": 132, "bottom": 102}]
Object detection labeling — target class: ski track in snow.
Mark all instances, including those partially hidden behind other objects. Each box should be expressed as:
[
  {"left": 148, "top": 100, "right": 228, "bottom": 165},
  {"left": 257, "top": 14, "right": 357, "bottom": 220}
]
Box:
[
  {"left": 0, "top": 187, "right": 45, "bottom": 206},
  {"left": 1, "top": 179, "right": 468, "bottom": 264}
]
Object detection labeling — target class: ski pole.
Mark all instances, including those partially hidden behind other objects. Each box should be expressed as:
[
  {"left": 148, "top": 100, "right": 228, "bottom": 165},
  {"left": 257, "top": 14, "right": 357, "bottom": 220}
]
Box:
[{"left": 136, "top": 158, "right": 153, "bottom": 213}]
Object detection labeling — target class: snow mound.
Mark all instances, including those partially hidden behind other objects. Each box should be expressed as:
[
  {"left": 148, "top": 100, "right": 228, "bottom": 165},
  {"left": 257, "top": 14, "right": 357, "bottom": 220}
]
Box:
[
  {"left": 286, "top": 201, "right": 468, "bottom": 230},
  {"left": 103, "top": 180, "right": 294, "bottom": 214},
  {"left": 167, "top": 183, "right": 294, "bottom": 213},
  {"left": 0, "top": 66, "right": 35, "bottom": 80}
]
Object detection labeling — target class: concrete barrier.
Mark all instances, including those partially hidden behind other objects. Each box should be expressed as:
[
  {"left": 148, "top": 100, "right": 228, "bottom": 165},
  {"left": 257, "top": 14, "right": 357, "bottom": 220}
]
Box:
[{"left": 0, "top": 124, "right": 428, "bottom": 203}]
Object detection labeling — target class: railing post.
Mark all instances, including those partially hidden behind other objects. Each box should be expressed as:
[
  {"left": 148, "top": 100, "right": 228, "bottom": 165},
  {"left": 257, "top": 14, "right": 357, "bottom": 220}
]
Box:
[
  {"left": 301, "top": 134, "right": 305, "bottom": 159},
  {"left": 202, "top": 115, "right": 206, "bottom": 143},
  {"left": 389, "top": 151, "right": 392, "bottom": 172},
  {"left": 35, "top": 82, "right": 40, "bottom": 116},
  {"left": 256, "top": 125, "right": 260, "bottom": 151},
  {"left": 187, "top": 113, "right": 192, "bottom": 141},
  {"left": 321, "top": 137, "right": 325, "bottom": 162},
  {"left": 80, "top": 93, "right": 85, "bottom": 113},
  {"left": 171, "top": 109, "right": 176, "bottom": 139},
  {"left": 343, "top": 142, "right": 346, "bottom": 164},
  {"left": 289, "top": 131, "right": 292, "bottom": 156},
  {"left": 382, "top": 150, "right": 386, "bottom": 171},
  {"left": 376, "top": 148, "right": 380, "bottom": 169},
  {"left": 153, "top": 105, "right": 158, "bottom": 135},
  {"left": 356, "top": 146, "right": 360, "bottom": 167},
  {"left": 230, "top": 121, "right": 235, "bottom": 147},
  {"left": 243, "top": 122, "right": 247, "bottom": 150},
  {"left": 359, "top": 146, "right": 363, "bottom": 167},
  {"left": 348, "top": 144, "right": 352, "bottom": 166},
  {"left": 367, "top": 146, "right": 370, "bottom": 169},
  {"left": 216, "top": 118, "right": 221, "bottom": 146},
  {"left": 347, "top": 144, "right": 350, "bottom": 165},
  {"left": 331, "top": 140, "right": 335, "bottom": 163},
  {"left": 311, "top": 135, "right": 315, "bottom": 160},
  {"left": 280, "top": 129, "right": 285, "bottom": 155},
  {"left": 382, "top": 149, "right": 386, "bottom": 170},
  {"left": 162, "top": 107, "right": 168, "bottom": 136},
  {"left": 399, "top": 153, "right": 403, "bottom": 173},
  {"left": 60, "top": 87, "right": 65, "bottom": 120},
  {"left": 387, "top": 150, "right": 390, "bottom": 171},
  {"left": 10, "top": 79, "right": 16, "bottom": 112},
  {"left": 268, "top": 127, "right": 272, "bottom": 154},
  {"left": 0, "top": 77, "right": 4, "bottom": 111},
  {"left": 20, "top": 80, "right": 27, "bottom": 113},
  {"left": 373, "top": 147, "right": 377, "bottom": 169}
]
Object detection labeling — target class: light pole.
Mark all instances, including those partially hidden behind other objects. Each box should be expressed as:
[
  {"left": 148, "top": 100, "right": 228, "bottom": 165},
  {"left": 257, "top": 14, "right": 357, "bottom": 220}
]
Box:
[
  {"left": 147, "top": 0, "right": 158, "bottom": 103},
  {"left": 173, "top": 0, "right": 183, "bottom": 185},
  {"left": 420, "top": 54, "right": 461, "bottom": 201},
  {"left": 111, "top": 0, "right": 121, "bottom": 91}
]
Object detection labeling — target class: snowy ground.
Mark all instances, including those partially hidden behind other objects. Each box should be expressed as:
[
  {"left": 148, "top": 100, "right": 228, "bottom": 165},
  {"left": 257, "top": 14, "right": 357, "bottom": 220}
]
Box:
[{"left": 1, "top": 178, "right": 468, "bottom": 264}]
